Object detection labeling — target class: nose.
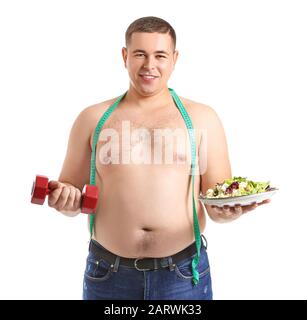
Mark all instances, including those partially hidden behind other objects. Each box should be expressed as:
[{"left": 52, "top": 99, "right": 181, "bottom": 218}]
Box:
[{"left": 143, "top": 56, "right": 155, "bottom": 70}]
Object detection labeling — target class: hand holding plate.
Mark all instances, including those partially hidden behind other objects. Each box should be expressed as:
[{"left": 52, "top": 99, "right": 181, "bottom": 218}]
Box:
[{"left": 210, "top": 199, "right": 271, "bottom": 222}]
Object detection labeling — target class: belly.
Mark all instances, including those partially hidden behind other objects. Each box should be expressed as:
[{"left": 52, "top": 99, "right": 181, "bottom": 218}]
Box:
[{"left": 92, "top": 166, "right": 205, "bottom": 258}]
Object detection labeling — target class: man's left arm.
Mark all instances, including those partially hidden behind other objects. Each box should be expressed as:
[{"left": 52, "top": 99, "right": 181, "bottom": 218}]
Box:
[{"left": 198, "top": 105, "right": 269, "bottom": 223}]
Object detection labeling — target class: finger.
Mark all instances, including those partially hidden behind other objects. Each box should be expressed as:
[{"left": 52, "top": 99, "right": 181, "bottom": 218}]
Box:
[
  {"left": 56, "top": 186, "right": 70, "bottom": 210},
  {"left": 234, "top": 204, "right": 242, "bottom": 215},
  {"left": 250, "top": 201, "right": 258, "bottom": 209},
  {"left": 251, "top": 202, "right": 258, "bottom": 209},
  {"left": 213, "top": 206, "right": 223, "bottom": 213},
  {"left": 48, "top": 180, "right": 63, "bottom": 190},
  {"left": 73, "top": 188, "right": 82, "bottom": 209},
  {"left": 223, "top": 205, "right": 232, "bottom": 216},
  {"left": 258, "top": 199, "right": 271, "bottom": 206},
  {"left": 48, "top": 187, "right": 63, "bottom": 207},
  {"left": 219, "top": 205, "right": 241, "bottom": 218},
  {"left": 66, "top": 187, "right": 76, "bottom": 209},
  {"left": 229, "top": 207, "right": 242, "bottom": 217},
  {"left": 241, "top": 202, "right": 259, "bottom": 214}
]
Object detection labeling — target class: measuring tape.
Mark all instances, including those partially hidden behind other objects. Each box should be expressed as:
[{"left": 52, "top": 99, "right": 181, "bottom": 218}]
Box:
[{"left": 89, "top": 88, "right": 202, "bottom": 285}]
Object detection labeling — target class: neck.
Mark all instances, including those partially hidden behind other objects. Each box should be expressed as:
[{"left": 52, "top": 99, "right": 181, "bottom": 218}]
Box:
[{"left": 123, "top": 85, "right": 173, "bottom": 110}]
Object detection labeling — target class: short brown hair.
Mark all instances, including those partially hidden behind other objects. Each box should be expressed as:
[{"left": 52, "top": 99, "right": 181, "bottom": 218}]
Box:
[{"left": 125, "top": 16, "right": 176, "bottom": 51}]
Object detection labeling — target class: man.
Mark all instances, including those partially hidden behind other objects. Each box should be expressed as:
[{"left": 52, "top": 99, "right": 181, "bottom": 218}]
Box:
[{"left": 48, "top": 16, "right": 270, "bottom": 300}]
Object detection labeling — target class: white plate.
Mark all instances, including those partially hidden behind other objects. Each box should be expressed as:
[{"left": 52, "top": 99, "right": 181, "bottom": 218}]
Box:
[{"left": 199, "top": 188, "right": 278, "bottom": 207}]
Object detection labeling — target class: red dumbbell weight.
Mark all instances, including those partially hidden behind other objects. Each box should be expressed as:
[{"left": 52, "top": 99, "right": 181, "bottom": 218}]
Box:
[{"left": 31, "top": 175, "right": 98, "bottom": 214}]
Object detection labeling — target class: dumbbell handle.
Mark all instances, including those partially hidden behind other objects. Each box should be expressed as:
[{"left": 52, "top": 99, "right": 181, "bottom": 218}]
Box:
[{"left": 31, "top": 175, "right": 98, "bottom": 214}]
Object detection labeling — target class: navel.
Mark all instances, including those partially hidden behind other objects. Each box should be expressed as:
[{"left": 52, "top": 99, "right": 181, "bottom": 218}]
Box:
[{"left": 142, "top": 227, "right": 153, "bottom": 232}]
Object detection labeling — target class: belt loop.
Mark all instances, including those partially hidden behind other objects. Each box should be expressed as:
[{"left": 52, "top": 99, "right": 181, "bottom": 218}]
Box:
[
  {"left": 154, "top": 258, "right": 158, "bottom": 270},
  {"left": 201, "top": 234, "right": 208, "bottom": 250},
  {"left": 111, "top": 256, "right": 120, "bottom": 272},
  {"left": 168, "top": 256, "right": 175, "bottom": 271}
]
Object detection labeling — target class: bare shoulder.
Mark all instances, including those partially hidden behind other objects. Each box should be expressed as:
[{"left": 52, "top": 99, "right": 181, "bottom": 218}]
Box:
[
  {"left": 83, "top": 97, "right": 119, "bottom": 117},
  {"left": 76, "top": 96, "right": 121, "bottom": 132},
  {"left": 80, "top": 96, "right": 120, "bottom": 150},
  {"left": 178, "top": 96, "right": 219, "bottom": 128}
]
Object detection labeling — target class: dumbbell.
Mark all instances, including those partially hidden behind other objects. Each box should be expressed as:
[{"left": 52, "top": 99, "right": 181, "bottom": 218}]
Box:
[{"left": 31, "top": 175, "right": 98, "bottom": 214}]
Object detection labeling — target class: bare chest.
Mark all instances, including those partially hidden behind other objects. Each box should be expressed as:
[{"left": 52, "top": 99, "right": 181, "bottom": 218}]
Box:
[{"left": 91, "top": 107, "right": 197, "bottom": 167}]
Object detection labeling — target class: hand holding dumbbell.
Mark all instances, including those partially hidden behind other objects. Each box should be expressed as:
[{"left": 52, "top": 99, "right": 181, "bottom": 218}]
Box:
[{"left": 31, "top": 175, "right": 98, "bottom": 215}]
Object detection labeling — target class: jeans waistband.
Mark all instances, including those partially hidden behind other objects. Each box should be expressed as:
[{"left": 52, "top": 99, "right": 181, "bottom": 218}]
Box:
[{"left": 88, "top": 235, "right": 207, "bottom": 271}]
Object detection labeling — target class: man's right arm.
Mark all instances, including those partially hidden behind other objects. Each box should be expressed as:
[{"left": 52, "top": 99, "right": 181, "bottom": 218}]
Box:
[{"left": 48, "top": 106, "right": 95, "bottom": 216}]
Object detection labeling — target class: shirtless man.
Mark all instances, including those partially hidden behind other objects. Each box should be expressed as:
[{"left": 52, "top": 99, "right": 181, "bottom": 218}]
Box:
[{"left": 47, "top": 16, "right": 270, "bottom": 300}]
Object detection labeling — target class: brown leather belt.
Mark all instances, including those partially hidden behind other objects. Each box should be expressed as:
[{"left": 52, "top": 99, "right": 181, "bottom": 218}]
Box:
[{"left": 89, "top": 235, "right": 206, "bottom": 271}]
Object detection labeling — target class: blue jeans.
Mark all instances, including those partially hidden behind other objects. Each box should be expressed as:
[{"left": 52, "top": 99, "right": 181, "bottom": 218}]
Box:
[{"left": 82, "top": 235, "right": 213, "bottom": 300}]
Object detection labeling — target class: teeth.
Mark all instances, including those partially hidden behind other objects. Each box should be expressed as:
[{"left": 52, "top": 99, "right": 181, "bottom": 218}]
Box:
[{"left": 141, "top": 75, "right": 156, "bottom": 79}]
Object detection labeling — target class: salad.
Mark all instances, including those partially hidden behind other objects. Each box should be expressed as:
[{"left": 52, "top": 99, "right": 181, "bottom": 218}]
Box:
[{"left": 205, "top": 176, "right": 274, "bottom": 198}]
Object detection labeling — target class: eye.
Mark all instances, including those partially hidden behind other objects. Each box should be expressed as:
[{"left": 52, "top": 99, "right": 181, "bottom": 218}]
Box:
[
  {"left": 157, "top": 55, "right": 166, "bottom": 59},
  {"left": 135, "top": 54, "right": 145, "bottom": 57}
]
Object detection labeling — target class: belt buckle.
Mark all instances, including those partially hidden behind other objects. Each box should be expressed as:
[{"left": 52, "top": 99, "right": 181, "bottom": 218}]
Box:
[{"left": 134, "top": 257, "right": 151, "bottom": 271}]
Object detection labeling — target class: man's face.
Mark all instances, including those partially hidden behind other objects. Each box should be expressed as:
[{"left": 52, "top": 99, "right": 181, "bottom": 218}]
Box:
[{"left": 122, "top": 32, "right": 178, "bottom": 96}]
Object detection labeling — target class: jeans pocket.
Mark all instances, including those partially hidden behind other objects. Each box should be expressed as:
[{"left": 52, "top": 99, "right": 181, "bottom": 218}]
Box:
[
  {"left": 84, "top": 253, "right": 113, "bottom": 282},
  {"left": 174, "top": 247, "right": 210, "bottom": 280}
]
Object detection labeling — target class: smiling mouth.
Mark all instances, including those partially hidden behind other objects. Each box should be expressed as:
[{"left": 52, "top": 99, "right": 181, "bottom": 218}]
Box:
[{"left": 139, "top": 75, "right": 159, "bottom": 81}]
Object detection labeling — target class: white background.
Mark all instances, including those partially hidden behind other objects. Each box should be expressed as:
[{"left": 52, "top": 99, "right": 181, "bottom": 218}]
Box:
[{"left": 0, "top": 0, "right": 306, "bottom": 300}]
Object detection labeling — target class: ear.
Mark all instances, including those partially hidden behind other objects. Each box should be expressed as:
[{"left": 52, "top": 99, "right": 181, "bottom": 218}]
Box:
[
  {"left": 122, "top": 47, "right": 127, "bottom": 68},
  {"left": 173, "top": 50, "right": 179, "bottom": 69}
]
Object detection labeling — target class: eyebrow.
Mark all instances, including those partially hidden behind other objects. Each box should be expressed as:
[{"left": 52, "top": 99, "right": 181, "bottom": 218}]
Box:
[{"left": 132, "top": 49, "right": 170, "bottom": 56}]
